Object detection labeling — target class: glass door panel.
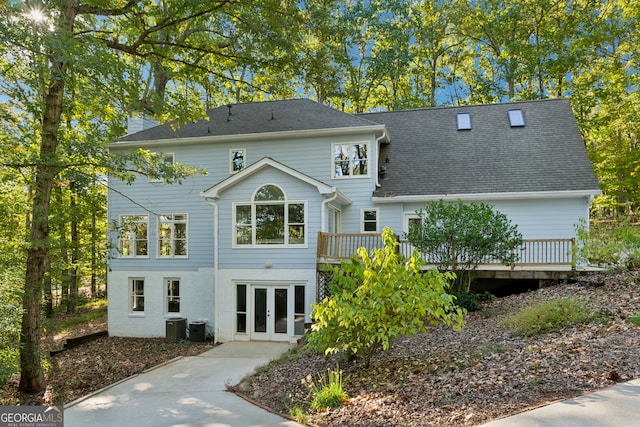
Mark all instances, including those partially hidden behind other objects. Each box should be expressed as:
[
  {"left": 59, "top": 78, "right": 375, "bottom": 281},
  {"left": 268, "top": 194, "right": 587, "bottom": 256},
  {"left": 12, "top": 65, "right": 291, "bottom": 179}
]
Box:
[
  {"left": 254, "top": 288, "right": 267, "bottom": 333},
  {"left": 274, "top": 288, "right": 288, "bottom": 334}
]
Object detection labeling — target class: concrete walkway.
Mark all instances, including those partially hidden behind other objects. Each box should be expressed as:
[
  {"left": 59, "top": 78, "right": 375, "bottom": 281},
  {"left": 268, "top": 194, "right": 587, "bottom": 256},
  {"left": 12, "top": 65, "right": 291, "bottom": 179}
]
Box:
[
  {"left": 479, "top": 378, "right": 640, "bottom": 427},
  {"left": 64, "top": 341, "right": 640, "bottom": 427},
  {"left": 64, "top": 342, "right": 304, "bottom": 427}
]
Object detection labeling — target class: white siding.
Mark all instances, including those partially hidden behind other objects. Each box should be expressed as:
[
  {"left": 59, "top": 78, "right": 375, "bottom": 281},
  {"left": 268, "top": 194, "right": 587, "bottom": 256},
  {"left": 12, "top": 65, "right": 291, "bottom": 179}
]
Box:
[
  {"left": 107, "top": 129, "right": 381, "bottom": 340},
  {"left": 108, "top": 268, "right": 214, "bottom": 338},
  {"left": 215, "top": 167, "right": 323, "bottom": 270},
  {"left": 215, "top": 268, "right": 316, "bottom": 343}
]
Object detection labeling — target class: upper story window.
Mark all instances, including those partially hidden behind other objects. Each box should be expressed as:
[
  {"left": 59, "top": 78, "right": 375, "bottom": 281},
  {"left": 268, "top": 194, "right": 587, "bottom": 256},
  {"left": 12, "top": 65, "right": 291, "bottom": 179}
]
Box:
[
  {"left": 230, "top": 149, "right": 246, "bottom": 173},
  {"left": 234, "top": 184, "right": 306, "bottom": 247},
  {"left": 148, "top": 152, "right": 174, "bottom": 182},
  {"left": 332, "top": 143, "right": 369, "bottom": 178},
  {"left": 362, "top": 208, "right": 379, "bottom": 233},
  {"left": 158, "top": 214, "right": 188, "bottom": 257},
  {"left": 119, "top": 215, "right": 148, "bottom": 257}
]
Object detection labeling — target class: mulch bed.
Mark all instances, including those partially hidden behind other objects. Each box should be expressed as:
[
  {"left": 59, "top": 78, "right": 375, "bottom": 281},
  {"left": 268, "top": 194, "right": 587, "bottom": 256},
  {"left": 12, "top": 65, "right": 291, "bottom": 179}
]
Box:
[{"left": 237, "top": 271, "right": 640, "bottom": 426}]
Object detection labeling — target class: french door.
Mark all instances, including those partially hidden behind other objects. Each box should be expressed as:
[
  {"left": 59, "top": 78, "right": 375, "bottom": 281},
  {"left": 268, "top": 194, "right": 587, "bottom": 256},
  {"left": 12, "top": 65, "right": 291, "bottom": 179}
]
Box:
[{"left": 252, "top": 286, "right": 290, "bottom": 341}]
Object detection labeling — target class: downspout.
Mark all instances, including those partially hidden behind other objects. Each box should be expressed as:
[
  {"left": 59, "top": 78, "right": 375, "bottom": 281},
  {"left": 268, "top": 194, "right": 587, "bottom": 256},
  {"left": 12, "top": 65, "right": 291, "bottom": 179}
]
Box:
[
  {"left": 204, "top": 197, "right": 219, "bottom": 341},
  {"left": 321, "top": 191, "right": 339, "bottom": 233},
  {"left": 375, "top": 128, "right": 390, "bottom": 188}
]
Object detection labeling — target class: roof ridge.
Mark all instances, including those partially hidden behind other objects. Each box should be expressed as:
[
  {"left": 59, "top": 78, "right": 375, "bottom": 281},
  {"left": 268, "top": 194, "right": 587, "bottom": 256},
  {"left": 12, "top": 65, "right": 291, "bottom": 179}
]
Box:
[{"left": 358, "top": 97, "right": 569, "bottom": 116}]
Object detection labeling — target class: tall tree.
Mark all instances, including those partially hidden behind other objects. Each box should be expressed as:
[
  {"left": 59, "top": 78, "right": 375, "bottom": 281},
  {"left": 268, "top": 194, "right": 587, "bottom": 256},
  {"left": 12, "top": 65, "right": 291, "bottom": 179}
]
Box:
[{"left": 0, "top": 0, "right": 316, "bottom": 393}]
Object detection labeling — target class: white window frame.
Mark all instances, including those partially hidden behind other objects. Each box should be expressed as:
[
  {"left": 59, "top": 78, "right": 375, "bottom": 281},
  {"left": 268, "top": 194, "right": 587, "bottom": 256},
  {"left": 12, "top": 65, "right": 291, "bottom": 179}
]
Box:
[
  {"left": 130, "top": 277, "right": 145, "bottom": 314},
  {"left": 403, "top": 212, "right": 421, "bottom": 235},
  {"left": 361, "top": 208, "right": 379, "bottom": 233},
  {"left": 230, "top": 148, "right": 246, "bottom": 173},
  {"left": 331, "top": 142, "right": 370, "bottom": 179},
  {"left": 157, "top": 213, "right": 188, "bottom": 258},
  {"left": 165, "top": 277, "right": 181, "bottom": 315},
  {"left": 233, "top": 184, "right": 307, "bottom": 248},
  {"left": 119, "top": 214, "right": 149, "bottom": 258},
  {"left": 148, "top": 152, "right": 175, "bottom": 183}
]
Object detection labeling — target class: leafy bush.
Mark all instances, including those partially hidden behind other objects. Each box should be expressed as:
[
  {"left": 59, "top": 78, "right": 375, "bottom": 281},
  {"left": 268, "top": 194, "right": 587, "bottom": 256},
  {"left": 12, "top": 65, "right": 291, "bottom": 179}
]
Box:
[
  {"left": 501, "top": 298, "right": 591, "bottom": 337},
  {"left": 305, "top": 367, "right": 348, "bottom": 411},
  {"left": 575, "top": 217, "right": 640, "bottom": 268},
  {"left": 307, "top": 228, "right": 465, "bottom": 367},
  {"left": 452, "top": 291, "right": 482, "bottom": 312},
  {"left": 0, "top": 270, "right": 23, "bottom": 385},
  {"left": 406, "top": 200, "right": 522, "bottom": 292}
]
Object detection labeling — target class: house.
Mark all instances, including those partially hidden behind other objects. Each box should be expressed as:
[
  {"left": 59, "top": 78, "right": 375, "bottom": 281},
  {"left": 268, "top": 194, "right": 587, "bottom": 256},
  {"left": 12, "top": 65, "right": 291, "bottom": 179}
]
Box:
[{"left": 106, "top": 98, "right": 601, "bottom": 342}]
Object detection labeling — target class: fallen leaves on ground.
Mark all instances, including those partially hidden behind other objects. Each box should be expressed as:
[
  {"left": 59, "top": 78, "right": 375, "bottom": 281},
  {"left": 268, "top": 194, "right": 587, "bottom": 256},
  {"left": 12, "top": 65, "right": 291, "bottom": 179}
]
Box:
[
  {"left": 0, "top": 313, "right": 214, "bottom": 406},
  {"left": 239, "top": 271, "right": 640, "bottom": 427}
]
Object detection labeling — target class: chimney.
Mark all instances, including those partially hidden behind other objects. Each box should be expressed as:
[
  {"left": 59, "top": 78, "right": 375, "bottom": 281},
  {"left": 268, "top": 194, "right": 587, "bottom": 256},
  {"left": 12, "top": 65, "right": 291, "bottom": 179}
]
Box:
[{"left": 127, "top": 111, "right": 158, "bottom": 135}]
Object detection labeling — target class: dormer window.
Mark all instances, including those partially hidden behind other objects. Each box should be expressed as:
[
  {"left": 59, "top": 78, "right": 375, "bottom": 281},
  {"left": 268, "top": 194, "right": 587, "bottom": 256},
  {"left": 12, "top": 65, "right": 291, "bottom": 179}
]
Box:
[
  {"left": 457, "top": 113, "right": 471, "bottom": 130},
  {"left": 508, "top": 109, "right": 525, "bottom": 127}
]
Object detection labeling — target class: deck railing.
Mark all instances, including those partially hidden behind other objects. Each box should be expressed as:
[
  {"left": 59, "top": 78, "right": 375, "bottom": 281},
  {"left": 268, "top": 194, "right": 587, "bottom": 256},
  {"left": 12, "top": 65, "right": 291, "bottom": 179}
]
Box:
[{"left": 317, "top": 232, "right": 576, "bottom": 267}]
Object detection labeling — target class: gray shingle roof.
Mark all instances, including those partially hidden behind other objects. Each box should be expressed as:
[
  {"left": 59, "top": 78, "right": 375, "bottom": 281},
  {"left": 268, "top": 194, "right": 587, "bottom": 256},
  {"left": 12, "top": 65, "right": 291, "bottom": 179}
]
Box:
[
  {"left": 118, "top": 97, "right": 600, "bottom": 197},
  {"left": 118, "top": 98, "right": 379, "bottom": 142},
  {"left": 359, "top": 98, "right": 601, "bottom": 197}
]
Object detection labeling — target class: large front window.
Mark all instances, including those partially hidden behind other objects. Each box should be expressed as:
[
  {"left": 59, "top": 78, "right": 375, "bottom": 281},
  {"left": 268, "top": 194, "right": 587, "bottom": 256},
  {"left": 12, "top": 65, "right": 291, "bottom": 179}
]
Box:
[
  {"left": 333, "top": 142, "right": 369, "bottom": 178},
  {"left": 234, "top": 184, "right": 306, "bottom": 246},
  {"left": 158, "top": 214, "right": 188, "bottom": 257},
  {"left": 120, "top": 215, "right": 148, "bottom": 257}
]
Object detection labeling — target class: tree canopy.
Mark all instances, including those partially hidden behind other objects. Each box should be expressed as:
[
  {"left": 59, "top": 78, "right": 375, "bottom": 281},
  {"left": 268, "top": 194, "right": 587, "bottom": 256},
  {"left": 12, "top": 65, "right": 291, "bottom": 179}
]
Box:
[{"left": 0, "top": 0, "right": 638, "bottom": 394}]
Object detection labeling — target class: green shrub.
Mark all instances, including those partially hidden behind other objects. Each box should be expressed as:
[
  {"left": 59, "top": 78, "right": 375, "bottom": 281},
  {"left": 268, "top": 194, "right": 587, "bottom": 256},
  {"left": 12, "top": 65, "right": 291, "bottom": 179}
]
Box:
[
  {"left": 406, "top": 200, "right": 523, "bottom": 292},
  {"left": 575, "top": 217, "right": 640, "bottom": 268},
  {"left": 453, "top": 291, "right": 482, "bottom": 312},
  {"left": 306, "top": 367, "right": 348, "bottom": 411},
  {"left": 307, "top": 227, "right": 465, "bottom": 367},
  {"left": 0, "top": 272, "right": 23, "bottom": 386},
  {"left": 501, "top": 297, "right": 591, "bottom": 337},
  {"left": 0, "top": 347, "right": 18, "bottom": 386}
]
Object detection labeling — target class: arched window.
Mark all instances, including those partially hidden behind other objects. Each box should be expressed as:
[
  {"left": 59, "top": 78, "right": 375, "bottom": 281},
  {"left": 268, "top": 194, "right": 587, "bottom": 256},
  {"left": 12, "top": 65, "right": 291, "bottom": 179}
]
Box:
[{"left": 234, "top": 184, "right": 306, "bottom": 246}]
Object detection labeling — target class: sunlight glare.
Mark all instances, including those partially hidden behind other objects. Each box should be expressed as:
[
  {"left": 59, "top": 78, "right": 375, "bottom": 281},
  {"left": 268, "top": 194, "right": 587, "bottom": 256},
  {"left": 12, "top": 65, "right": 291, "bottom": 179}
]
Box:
[{"left": 27, "top": 8, "right": 45, "bottom": 23}]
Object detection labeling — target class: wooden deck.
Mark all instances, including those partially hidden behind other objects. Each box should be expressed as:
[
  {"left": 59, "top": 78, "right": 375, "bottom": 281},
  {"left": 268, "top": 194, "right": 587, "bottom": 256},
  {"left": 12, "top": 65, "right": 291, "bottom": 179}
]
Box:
[{"left": 316, "top": 232, "right": 600, "bottom": 281}]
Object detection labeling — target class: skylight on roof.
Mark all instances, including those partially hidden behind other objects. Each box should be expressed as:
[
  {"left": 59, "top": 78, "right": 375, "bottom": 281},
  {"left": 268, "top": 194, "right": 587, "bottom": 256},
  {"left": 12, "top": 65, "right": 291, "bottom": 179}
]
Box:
[
  {"left": 457, "top": 113, "right": 471, "bottom": 130},
  {"left": 508, "top": 109, "right": 525, "bottom": 127}
]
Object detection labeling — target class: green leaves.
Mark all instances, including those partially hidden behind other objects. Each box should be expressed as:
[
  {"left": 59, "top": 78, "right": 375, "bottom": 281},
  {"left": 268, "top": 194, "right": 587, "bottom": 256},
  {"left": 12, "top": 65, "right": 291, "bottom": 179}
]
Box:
[
  {"left": 406, "top": 200, "right": 523, "bottom": 292},
  {"left": 307, "top": 227, "right": 465, "bottom": 367}
]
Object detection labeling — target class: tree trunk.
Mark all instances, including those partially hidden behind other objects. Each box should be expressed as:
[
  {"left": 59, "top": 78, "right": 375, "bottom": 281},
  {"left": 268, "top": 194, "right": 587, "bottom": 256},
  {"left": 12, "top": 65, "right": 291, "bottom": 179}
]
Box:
[
  {"left": 43, "top": 255, "right": 53, "bottom": 318},
  {"left": 68, "top": 180, "right": 78, "bottom": 313},
  {"left": 19, "top": 0, "right": 77, "bottom": 394},
  {"left": 91, "top": 207, "right": 97, "bottom": 296},
  {"left": 57, "top": 186, "right": 70, "bottom": 310}
]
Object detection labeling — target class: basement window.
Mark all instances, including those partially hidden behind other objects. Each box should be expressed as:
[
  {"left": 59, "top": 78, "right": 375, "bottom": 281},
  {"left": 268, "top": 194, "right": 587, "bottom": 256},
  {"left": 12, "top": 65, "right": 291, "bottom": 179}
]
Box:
[
  {"left": 456, "top": 113, "right": 471, "bottom": 130},
  {"left": 508, "top": 109, "right": 525, "bottom": 127}
]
